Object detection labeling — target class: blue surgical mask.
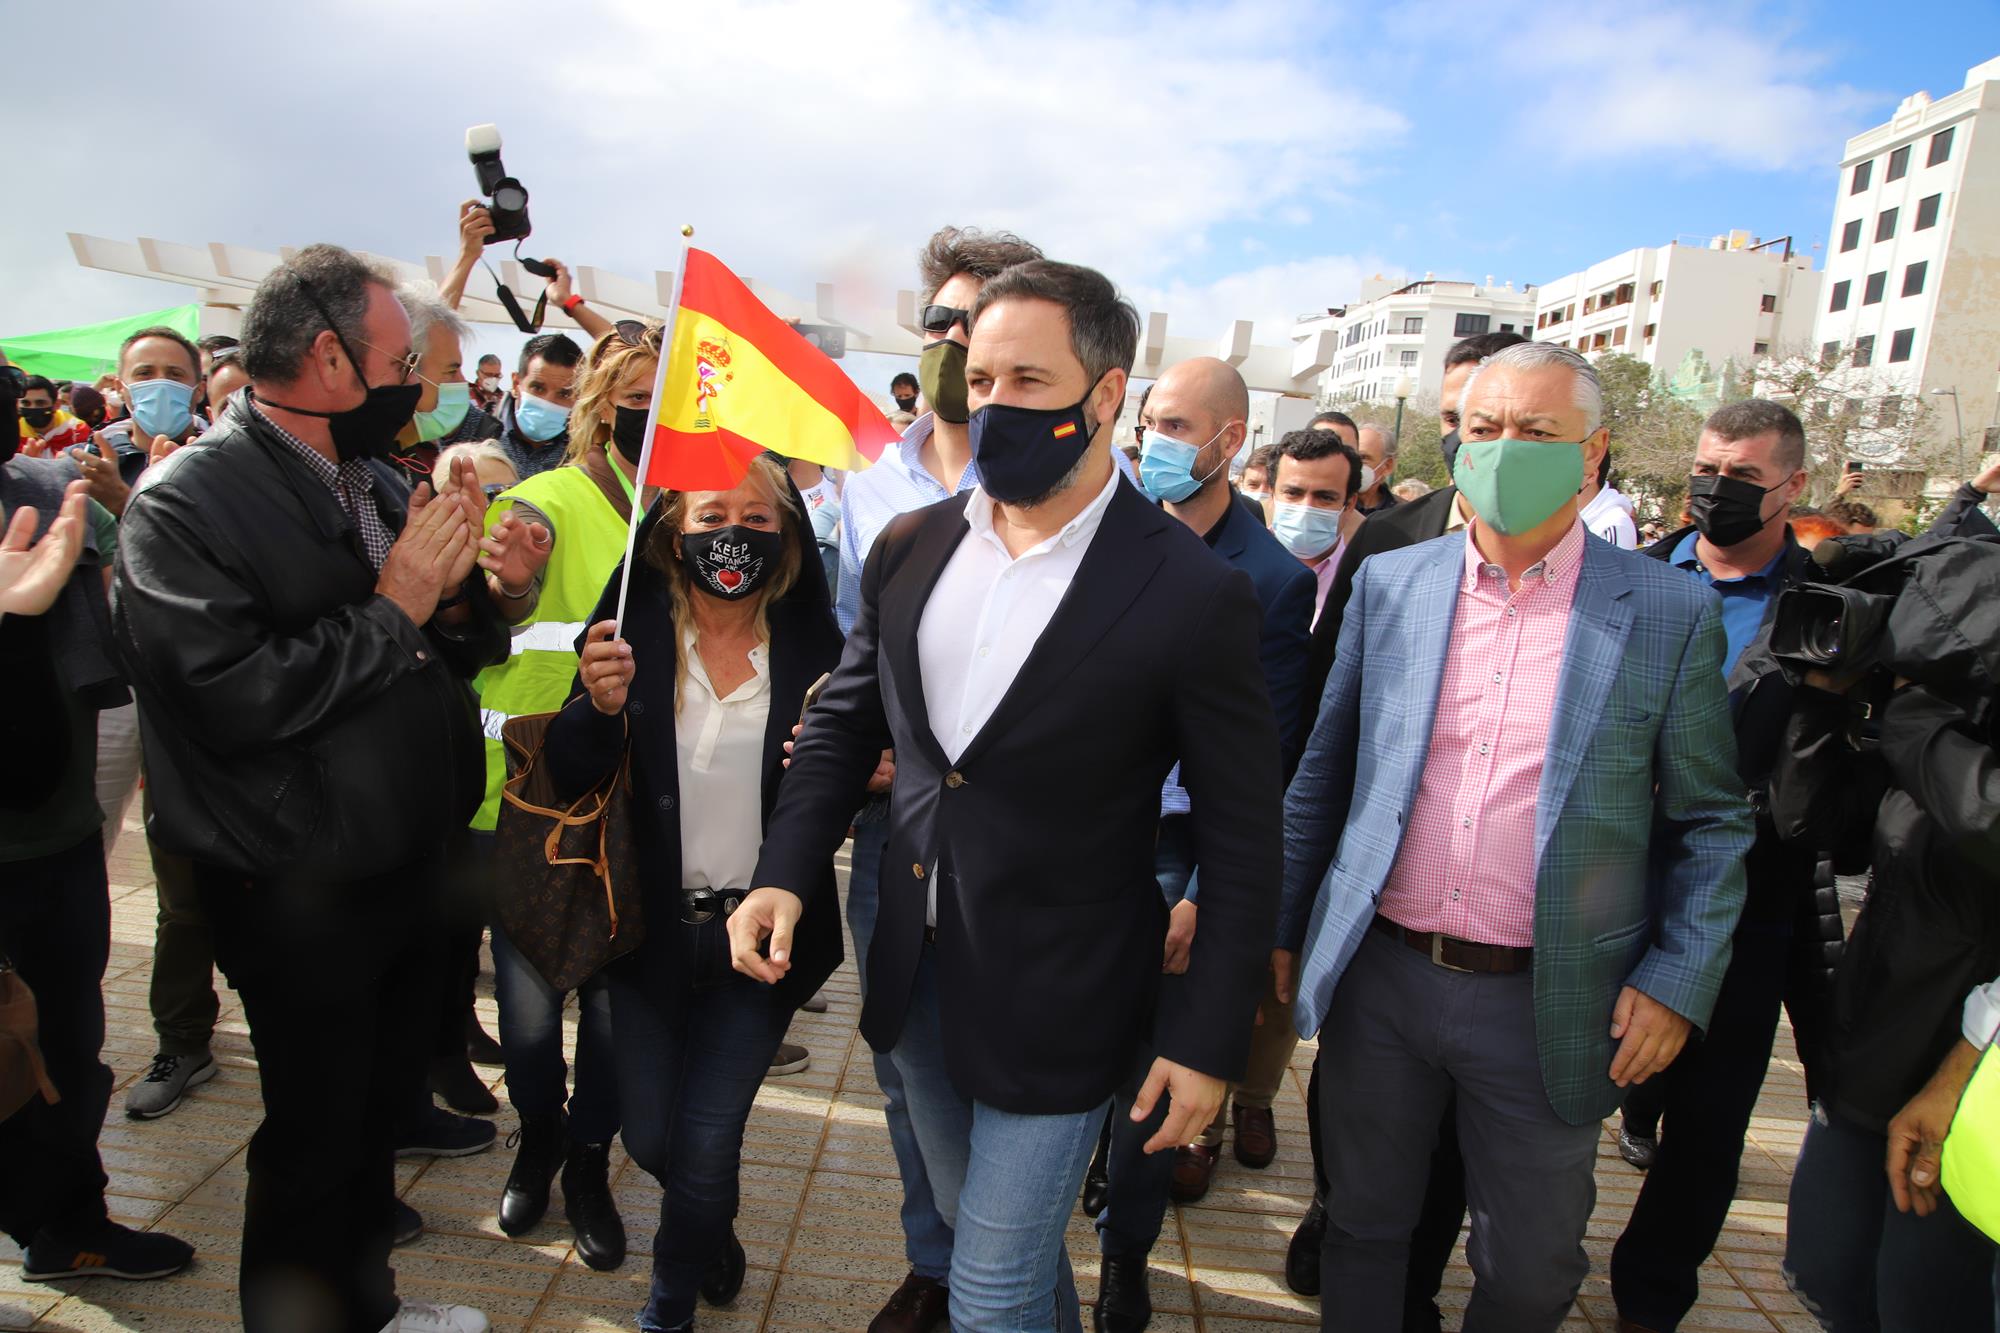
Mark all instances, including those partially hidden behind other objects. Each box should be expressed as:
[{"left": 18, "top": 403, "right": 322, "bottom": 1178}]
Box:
[
  {"left": 513, "top": 391, "right": 571, "bottom": 442},
  {"left": 412, "top": 381, "right": 472, "bottom": 442},
  {"left": 1138, "top": 425, "right": 1227, "bottom": 504},
  {"left": 1272, "top": 501, "right": 1343, "bottom": 559},
  {"left": 126, "top": 378, "right": 194, "bottom": 440}
]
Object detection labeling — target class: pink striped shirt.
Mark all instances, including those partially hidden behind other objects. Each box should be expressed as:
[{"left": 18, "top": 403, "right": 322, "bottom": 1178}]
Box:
[{"left": 1377, "top": 520, "right": 1587, "bottom": 947}]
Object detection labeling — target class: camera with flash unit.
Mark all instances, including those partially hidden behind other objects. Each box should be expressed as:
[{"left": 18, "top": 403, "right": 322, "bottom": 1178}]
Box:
[{"left": 466, "top": 124, "right": 536, "bottom": 247}]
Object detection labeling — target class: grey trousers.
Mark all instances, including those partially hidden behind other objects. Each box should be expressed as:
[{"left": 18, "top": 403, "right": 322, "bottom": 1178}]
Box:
[{"left": 1317, "top": 928, "right": 1600, "bottom": 1333}]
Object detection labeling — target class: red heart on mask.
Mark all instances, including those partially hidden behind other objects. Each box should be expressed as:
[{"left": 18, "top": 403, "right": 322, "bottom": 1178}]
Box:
[{"left": 717, "top": 569, "right": 743, "bottom": 591}]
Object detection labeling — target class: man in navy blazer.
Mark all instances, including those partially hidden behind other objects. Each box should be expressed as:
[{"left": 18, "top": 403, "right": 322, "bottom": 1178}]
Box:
[
  {"left": 1087, "top": 356, "right": 1314, "bottom": 1330},
  {"left": 1275, "top": 343, "right": 1752, "bottom": 1331}
]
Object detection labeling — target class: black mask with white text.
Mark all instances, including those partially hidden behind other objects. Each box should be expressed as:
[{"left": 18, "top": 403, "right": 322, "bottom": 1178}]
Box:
[{"left": 680, "top": 524, "right": 784, "bottom": 600}]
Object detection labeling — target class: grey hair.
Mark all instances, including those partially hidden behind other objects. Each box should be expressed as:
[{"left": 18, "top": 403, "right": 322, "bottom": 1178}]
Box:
[
  {"left": 1458, "top": 341, "right": 1603, "bottom": 436},
  {"left": 240, "top": 242, "right": 397, "bottom": 385},
  {"left": 1358, "top": 422, "right": 1398, "bottom": 458},
  {"left": 434, "top": 441, "right": 518, "bottom": 493},
  {"left": 397, "top": 281, "right": 470, "bottom": 357}
]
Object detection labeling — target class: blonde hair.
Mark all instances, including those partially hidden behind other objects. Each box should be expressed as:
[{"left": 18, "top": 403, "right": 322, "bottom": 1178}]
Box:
[
  {"left": 434, "top": 441, "right": 517, "bottom": 494},
  {"left": 566, "top": 322, "right": 663, "bottom": 465},
  {"left": 643, "top": 454, "right": 804, "bottom": 713}
]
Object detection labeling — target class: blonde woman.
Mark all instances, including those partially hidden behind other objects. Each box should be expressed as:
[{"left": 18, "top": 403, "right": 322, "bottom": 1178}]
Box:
[{"left": 545, "top": 454, "right": 842, "bottom": 1333}]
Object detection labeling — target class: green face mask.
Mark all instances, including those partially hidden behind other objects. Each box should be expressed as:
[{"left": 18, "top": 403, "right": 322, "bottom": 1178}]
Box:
[
  {"left": 917, "top": 339, "right": 969, "bottom": 424},
  {"left": 1451, "top": 436, "right": 1587, "bottom": 536}
]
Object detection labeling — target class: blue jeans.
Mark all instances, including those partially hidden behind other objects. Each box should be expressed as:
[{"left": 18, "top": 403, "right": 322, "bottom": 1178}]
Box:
[
  {"left": 891, "top": 946, "right": 1108, "bottom": 1333},
  {"left": 849, "top": 816, "right": 954, "bottom": 1281},
  {"left": 1783, "top": 1100, "right": 1997, "bottom": 1332},
  {"left": 606, "top": 954, "right": 793, "bottom": 1332},
  {"left": 487, "top": 850, "right": 620, "bottom": 1141}
]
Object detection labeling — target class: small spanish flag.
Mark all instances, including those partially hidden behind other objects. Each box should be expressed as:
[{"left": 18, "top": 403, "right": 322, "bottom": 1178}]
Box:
[
  {"left": 644, "top": 249, "right": 899, "bottom": 491},
  {"left": 1052, "top": 421, "right": 1079, "bottom": 439}
]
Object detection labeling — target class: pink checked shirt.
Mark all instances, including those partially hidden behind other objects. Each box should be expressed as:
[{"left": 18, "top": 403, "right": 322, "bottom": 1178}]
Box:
[{"left": 1376, "top": 520, "right": 1588, "bottom": 947}]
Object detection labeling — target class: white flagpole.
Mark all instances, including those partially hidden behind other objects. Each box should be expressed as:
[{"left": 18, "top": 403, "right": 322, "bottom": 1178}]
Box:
[{"left": 611, "top": 226, "right": 695, "bottom": 635}]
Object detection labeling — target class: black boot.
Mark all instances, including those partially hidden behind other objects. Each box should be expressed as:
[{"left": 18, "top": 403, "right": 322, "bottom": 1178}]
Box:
[
  {"left": 1094, "top": 1253, "right": 1152, "bottom": 1332},
  {"left": 1080, "top": 1118, "right": 1111, "bottom": 1218},
  {"left": 1286, "top": 1194, "right": 1326, "bottom": 1297},
  {"left": 563, "top": 1140, "right": 627, "bottom": 1271},
  {"left": 701, "top": 1226, "right": 747, "bottom": 1306},
  {"left": 499, "top": 1112, "right": 567, "bottom": 1236}
]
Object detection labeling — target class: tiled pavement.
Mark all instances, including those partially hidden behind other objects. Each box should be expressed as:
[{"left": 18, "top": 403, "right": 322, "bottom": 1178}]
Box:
[{"left": 2, "top": 816, "right": 1818, "bottom": 1332}]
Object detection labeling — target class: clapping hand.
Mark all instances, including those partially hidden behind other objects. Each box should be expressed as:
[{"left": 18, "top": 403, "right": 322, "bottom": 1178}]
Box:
[
  {"left": 374, "top": 480, "right": 473, "bottom": 626},
  {"left": 480, "top": 509, "right": 551, "bottom": 596},
  {"left": 0, "top": 480, "right": 88, "bottom": 617},
  {"left": 70, "top": 439, "right": 130, "bottom": 517}
]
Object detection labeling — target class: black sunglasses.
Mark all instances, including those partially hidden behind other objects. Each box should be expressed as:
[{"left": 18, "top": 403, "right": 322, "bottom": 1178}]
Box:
[
  {"left": 920, "top": 304, "right": 973, "bottom": 337},
  {"left": 613, "top": 319, "right": 661, "bottom": 350}
]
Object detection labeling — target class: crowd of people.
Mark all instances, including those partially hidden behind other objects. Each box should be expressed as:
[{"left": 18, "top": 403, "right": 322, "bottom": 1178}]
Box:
[{"left": 1, "top": 214, "right": 1997, "bottom": 1333}]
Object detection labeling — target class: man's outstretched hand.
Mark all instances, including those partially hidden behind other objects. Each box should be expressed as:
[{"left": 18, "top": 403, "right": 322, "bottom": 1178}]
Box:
[
  {"left": 728, "top": 887, "right": 804, "bottom": 985},
  {"left": 1131, "top": 1057, "right": 1226, "bottom": 1154}
]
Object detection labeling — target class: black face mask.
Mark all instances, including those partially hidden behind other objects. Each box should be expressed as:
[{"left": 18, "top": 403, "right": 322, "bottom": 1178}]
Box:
[
  {"left": 1687, "top": 472, "right": 1782, "bottom": 549},
  {"left": 967, "top": 378, "right": 1103, "bottom": 504},
  {"left": 893, "top": 394, "right": 917, "bottom": 412},
  {"left": 21, "top": 407, "right": 54, "bottom": 430},
  {"left": 612, "top": 405, "right": 649, "bottom": 466},
  {"left": 680, "top": 524, "right": 785, "bottom": 601},
  {"left": 1440, "top": 428, "right": 1461, "bottom": 477}
]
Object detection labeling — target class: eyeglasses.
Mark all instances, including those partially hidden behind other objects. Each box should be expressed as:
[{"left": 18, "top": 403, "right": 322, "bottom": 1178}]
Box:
[
  {"left": 920, "top": 304, "right": 973, "bottom": 337},
  {"left": 351, "top": 337, "right": 422, "bottom": 385},
  {"left": 481, "top": 481, "right": 510, "bottom": 499}
]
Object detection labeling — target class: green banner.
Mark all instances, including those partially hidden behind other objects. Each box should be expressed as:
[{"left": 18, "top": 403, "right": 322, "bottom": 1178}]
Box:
[{"left": 0, "top": 305, "right": 202, "bottom": 382}]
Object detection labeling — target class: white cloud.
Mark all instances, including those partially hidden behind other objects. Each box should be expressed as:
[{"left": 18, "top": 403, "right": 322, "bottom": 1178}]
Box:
[
  {"left": 1423, "top": 1, "right": 1876, "bottom": 171},
  {"left": 1127, "top": 252, "right": 1400, "bottom": 345}
]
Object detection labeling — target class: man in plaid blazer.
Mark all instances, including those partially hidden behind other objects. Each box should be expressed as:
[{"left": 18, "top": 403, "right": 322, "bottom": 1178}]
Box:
[{"left": 1273, "top": 343, "right": 1752, "bottom": 1332}]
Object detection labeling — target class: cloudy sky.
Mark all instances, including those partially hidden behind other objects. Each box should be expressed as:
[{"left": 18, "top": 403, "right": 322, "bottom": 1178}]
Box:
[{"left": 3, "top": 0, "right": 1996, "bottom": 371}]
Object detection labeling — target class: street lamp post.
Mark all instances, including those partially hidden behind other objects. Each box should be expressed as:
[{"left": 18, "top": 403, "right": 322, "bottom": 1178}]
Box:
[
  {"left": 1931, "top": 386, "right": 1965, "bottom": 482},
  {"left": 1391, "top": 376, "right": 1414, "bottom": 451}
]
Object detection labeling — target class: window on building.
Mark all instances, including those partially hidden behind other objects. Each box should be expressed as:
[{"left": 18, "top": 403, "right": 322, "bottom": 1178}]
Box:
[
  {"left": 1500, "top": 323, "right": 1515, "bottom": 333},
  {"left": 1864, "top": 271, "right": 1886, "bottom": 305},
  {"left": 1876, "top": 208, "right": 1898, "bottom": 242},
  {"left": 1820, "top": 340, "right": 1840, "bottom": 367},
  {"left": 1903, "top": 261, "right": 1927, "bottom": 297},
  {"left": 1851, "top": 160, "right": 1872, "bottom": 193},
  {"left": 1916, "top": 194, "right": 1941, "bottom": 230},
  {"left": 1400, "top": 350, "right": 1419, "bottom": 367},
  {"left": 1616, "top": 282, "right": 1635, "bottom": 305},
  {"left": 1754, "top": 342, "right": 1770, "bottom": 356},
  {"left": 1844, "top": 398, "right": 1864, "bottom": 419},
  {"left": 1841, "top": 219, "right": 1862, "bottom": 252},
  {"left": 1402, "top": 316, "right": 1422, "bottom": 334},
  {"left": 1593, "top": 332, "right": 1609, "bottom": 350},
  {"left": 1886, "top": 145, "right": 1911, "bottom": 182},
  {"left": 1613, "top": 326, "right": 1627, "bottom": 345},
  {"left": 1583, "top": 295, "right": 1596, "bottom": 314},
  {"left": 1929, "top": 126, "right": 1955, "bottom": 167},
  {"left": 1566, "top": 304, "right": 1575, "bottom": 321},
  {"left": 1454, "top": 312, "right": 1491, "bottom": 337},
  {"left": 1644, "top": 323, "right": 1657, "bottom": 341},
  {"left": 1760, "top": 293, "right": 1777, "bottom": 313},
  {"left": 1811, "top": 400, "right": 1830, "bottom": 423},
  {"left": 1854, "top": 334, "right": 1875, "bottom": 367},
  {"left": 1829, "top": 280, "right": 1850, "bottom": 312},
  {"left": 1889, "top": 328, "right": 1914, "bottom": 362},
  {"left": 1880, "top": 396, "right": 1903, "bottom": 428},
  {"left": 1649, "top": 280, "right": 1662, "bottom": 299}
]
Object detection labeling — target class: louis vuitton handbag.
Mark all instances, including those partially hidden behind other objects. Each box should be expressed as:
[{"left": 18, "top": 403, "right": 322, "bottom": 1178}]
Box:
[{"left": 493, "top": 708, "right": 646, "bottom": 991}]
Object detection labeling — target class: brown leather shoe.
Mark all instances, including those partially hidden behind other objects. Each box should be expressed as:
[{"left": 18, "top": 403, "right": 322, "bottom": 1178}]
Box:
[
  {"left": 869, "top": 1270, "right": 949, "bottom": 1333},
  {"left": 1233, "top": 1103, "right": 1276, "bottom": 1168},
  {"left": 1169, "top": 1143, "right": 1221, "bottom": 1203}
]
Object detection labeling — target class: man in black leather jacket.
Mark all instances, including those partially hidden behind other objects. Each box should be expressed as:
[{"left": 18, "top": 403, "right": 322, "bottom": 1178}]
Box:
[{"left": 111, "top": 244, "right": 513, "bottom": 1333}]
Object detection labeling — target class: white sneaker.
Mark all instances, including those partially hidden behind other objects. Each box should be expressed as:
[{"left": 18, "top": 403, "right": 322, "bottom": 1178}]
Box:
[{"left": 378, "top": 1300, "right": 490, "bottom": 1333}]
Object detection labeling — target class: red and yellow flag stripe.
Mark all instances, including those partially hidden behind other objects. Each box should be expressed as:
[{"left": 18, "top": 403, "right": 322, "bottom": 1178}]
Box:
[{"left": 645, "top": 248, "right": 898, "bottom": 492}]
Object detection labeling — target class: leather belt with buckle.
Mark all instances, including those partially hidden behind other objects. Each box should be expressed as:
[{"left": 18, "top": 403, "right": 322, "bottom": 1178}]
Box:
[
  {"left": 1371, "top": 914, "right": 1533, "bottom": 974},
  {"left": 680, "top": 887, "right": 747, "bottom": 926}
]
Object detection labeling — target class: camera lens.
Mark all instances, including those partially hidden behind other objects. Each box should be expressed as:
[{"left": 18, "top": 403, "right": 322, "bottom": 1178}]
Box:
[{"left": 493, "top": 183, "right": 528, "bottom": 211}]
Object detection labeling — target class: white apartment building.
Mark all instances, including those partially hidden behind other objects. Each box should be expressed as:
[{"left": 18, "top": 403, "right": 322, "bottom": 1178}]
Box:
[
  {"left": 1534, "top": 234, "right": 1821, "bottom": 377},
  {"left": 1811, "top": 56, "right": 2000, "bottom": 466},
  {"left": 1299, "top": 275, "right": 1539, "bottom": 406}
]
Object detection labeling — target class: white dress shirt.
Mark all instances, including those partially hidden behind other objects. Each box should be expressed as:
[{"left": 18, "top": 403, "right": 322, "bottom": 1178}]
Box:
[
  {"left": 675, "top": 628, "right": 772, "bottom": 893},
  {"left": 913, "top": 462, "right": 1123, "bottom": 920}
]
